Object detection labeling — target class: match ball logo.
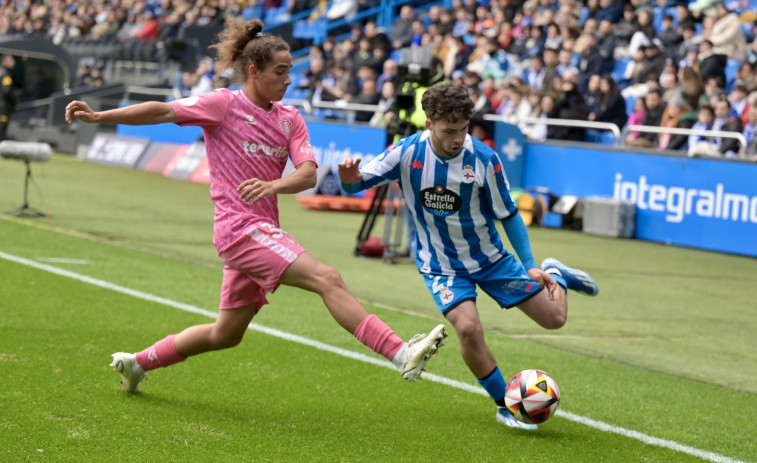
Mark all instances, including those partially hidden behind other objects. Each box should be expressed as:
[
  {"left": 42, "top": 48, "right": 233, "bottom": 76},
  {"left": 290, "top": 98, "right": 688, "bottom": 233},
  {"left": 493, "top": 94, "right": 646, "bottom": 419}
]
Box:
[
  {"left": 420, "top": 185, "right": 461, "bottom": 217},
  {"left": 280, "top": 119, "right": 292, "bottom": 138}
]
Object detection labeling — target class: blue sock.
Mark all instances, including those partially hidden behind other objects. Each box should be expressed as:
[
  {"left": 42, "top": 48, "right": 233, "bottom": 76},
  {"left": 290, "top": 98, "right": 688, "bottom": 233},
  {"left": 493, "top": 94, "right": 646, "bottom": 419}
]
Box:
[{"left": 477, "top": 367, "right": 508, "bottom": 403}]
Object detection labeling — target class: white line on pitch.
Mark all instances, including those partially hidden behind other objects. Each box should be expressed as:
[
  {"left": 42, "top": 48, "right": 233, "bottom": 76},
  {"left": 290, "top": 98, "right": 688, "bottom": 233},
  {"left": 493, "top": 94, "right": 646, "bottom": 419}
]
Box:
[
  {"left": 0, "top": 250, "right": 748, "bottom": 463},
  {"left": 36, "top": 257, "right": 91, "bottom": 264}
]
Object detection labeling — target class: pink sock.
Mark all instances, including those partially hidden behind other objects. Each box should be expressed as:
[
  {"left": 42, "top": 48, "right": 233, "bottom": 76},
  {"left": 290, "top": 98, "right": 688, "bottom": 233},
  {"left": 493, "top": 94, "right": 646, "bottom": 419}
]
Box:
[
  {"left": 354, "top": 314, "right": 405, "bottom": 360},
  {"left": 135, "top": 335, "right": 186, "bottom": 371}
]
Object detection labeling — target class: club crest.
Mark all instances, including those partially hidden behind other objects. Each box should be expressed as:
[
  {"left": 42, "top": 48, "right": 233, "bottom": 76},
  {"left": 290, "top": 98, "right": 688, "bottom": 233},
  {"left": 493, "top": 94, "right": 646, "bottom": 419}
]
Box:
[{"left": 280, "top": 119, "right": 292, "bottom": 138}]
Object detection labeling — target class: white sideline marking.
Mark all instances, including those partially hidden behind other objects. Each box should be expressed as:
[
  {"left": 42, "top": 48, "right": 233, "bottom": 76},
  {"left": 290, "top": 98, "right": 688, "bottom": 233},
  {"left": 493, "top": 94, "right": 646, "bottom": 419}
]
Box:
[
  {"left": 37, "top": 257, "right": 91, "bottom": 265},
  {"left": 0, "top": 250, "right": 748, "bottom": 463}
]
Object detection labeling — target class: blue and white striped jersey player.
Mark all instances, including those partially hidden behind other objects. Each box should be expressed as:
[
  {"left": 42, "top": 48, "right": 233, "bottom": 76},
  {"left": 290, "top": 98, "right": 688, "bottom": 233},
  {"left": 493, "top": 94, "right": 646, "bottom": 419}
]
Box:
[{"left": 338, "top": 82, "right": 599, "bottom": 430}]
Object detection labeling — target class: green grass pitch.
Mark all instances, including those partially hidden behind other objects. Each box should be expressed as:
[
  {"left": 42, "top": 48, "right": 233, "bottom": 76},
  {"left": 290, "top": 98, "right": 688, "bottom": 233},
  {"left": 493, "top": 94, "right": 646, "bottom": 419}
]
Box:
[{"left": 0, "top": 154, "right": 755, "bottom": 462}]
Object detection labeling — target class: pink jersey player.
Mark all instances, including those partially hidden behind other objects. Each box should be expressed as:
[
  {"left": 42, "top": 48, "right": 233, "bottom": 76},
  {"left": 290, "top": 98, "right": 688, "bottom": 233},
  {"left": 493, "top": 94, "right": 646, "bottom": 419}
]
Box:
[
  {"left": 169, "top": 88, "right": 314, "bottom": 251},
  {"left": 65, "top": 18, "right": 447, "bottom": 399}
]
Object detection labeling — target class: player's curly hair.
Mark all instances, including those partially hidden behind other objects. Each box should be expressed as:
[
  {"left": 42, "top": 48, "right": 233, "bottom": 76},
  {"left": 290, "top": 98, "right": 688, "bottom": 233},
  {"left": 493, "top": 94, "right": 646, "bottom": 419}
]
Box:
[
  {"left": 210, "top": 18, "right": 290, "bottom": 84},
  {"left": 421, "top": 82, "right": 475, "bottom": 123}
]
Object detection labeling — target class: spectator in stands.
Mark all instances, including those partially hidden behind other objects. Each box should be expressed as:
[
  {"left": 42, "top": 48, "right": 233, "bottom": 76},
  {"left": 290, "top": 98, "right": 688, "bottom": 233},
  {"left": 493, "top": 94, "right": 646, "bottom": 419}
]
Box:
[
  {"left": 628, "top": 7, "right": 655, "bottom": 56},
  {"left": 743, "top": 102, "right": 757, "bottom": 156},
  {"left": 469, "top": 88, "right": 493, "bottom": 121},
  {"left": 675, "top": 4, "right": 696, "bottom": 31},
  {"left": 576, "top": 33, "right": 609, "bottom": 92},
  {"left": 679, "top": 65, "right": 706, "bottom": 109},
  {"left": 614, "top": 4, "right": 638, "bottom": 47},
  {"left": 591, "top": 75, "right": 628, "bottom": 129},
  {"left": 626, "top": 94, "right": 647, "bottom": 138},
  {"left": 548, "top": 77, "right": 591, "bottom": 141},
  {"left": 638, "top": 41, "right": 667, "bottom": 85},
  {"left": 659, "top": 92, "right": 697, "bottom": 151},
  {"left": 524, "top": 55, "right": 547, "bottom": 91},
  {"left": 699, "top": 75, "right": 725, "bottom": 108},
  {"left": 543, "top": 23, "right": 563, "bottom": 51},
  {"left": 556, "top": 47, "right": 579, "bottom": 77},
  {"left": 735, "top": 62, "right": 756, "bottom": 93},
  {"left": 626, "top": 88, "right": 665, "bottom": 147},
  {"left": 657, "top": 15, "right": 683, "bottom": 57},
  {"left": 676, "top": 25, "right": 702, "bottom": 64},
  {"left": 364, "top": 21, "right": 391, "bottom": 52},
  {"left": 584, "top": 74, "right": 601, "bottom": 114},
  {"left": 353, "top": 37, "right": 377, "bottom": 73},
  {"left": 376, "top": 58, "right": 398, "bottom": 92},
  {"left": 729, "top": 84, "right": 749, "bottom": 124},
  {"left": 698, "top": 40, "right": 728, "bottom": 89},
  {"left": 661, "top": 65, "right": 681, "bottom": 102},
  {"left": 712, "top": 97, "right": 744, "bottom": 156},
  {"left": 687, "top": 105, "right": 715, "bottom": 152},
  {"left": 497, "top": 83, "right": 531, "bottom": 121},
  {"left": 437, "top": 9, "right": 455, "bottom": 36},
  {"left": 369, "top": 80, "right": 396, "bottom": 128},
  {"left": 391, "top": 5, "right": 415, "bottom": 49},
  {"left": 351, "top": 77, "right": 380, "bottom": 122},
  {"left": 707, "top": 2, "right": 747, "bottom": 61},
  {"left": 595, "top": 0, "right": 622, "bottom": 24},
  {"left": 298, "top": 56, "right": 326, "bottom": 100},
  {"left": 596, "top": 18, "right": 616, "bottom": 56},
  {"left": 522, "top": 92, "right": 551, "bottom": 141},
  {"left": 320, "top": 63, "right": 358, "bottom": 103}
]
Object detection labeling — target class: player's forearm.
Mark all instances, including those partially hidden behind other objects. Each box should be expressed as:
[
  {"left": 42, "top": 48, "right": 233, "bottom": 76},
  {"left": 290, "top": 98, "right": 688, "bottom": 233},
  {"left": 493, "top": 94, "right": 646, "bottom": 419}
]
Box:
[
  {"left": 275, "top": 161, "right": 317, "bottom": 194},
  {"left": 90, "top": 101, "right": 177, "bottom": 125},
  {"left": 340, "top": 178, "right": 365, "bottom": 194},
  {"left": 502, "top": 213, "right": 537, "bottom": 270}
]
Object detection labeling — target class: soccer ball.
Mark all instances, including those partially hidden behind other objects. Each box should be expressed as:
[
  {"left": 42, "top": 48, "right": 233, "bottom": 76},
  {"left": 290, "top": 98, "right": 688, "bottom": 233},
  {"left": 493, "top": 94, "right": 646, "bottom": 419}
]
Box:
[{"left": 504, "top": 369, "right": 561, "bottom": 424}]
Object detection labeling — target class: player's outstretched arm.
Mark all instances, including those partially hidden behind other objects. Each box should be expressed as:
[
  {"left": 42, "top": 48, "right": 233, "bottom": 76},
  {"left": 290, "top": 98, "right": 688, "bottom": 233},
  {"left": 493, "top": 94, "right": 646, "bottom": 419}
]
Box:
[
  {"left": 338, "top": 157, "right": 363, "bottom": 188},
  {"left": 65, "top": 100, "right": 178, "bottom": 126}
]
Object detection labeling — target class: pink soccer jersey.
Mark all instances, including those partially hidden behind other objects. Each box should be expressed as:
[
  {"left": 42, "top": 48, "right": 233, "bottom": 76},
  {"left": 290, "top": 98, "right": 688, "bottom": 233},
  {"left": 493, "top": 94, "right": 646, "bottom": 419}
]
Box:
[{"left": 169, "top": 89, "right": 316, "bottom": 252}]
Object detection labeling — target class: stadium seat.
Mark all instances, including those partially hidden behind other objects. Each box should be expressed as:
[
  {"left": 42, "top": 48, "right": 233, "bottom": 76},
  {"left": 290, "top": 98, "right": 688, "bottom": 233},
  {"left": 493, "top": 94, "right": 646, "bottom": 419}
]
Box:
[
  {"left": 625, "top": 95, "right": 637, "bottom": 118},
  {"left": 611, "top": 57, "right": 632, "bottom": 90},
  {"left": 725, "top": 59, "right": 743, "bottom": 92}
]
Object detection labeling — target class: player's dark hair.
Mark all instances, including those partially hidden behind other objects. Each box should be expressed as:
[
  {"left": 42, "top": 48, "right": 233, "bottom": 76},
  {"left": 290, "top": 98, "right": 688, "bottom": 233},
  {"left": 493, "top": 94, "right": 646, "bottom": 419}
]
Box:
[
  {"left": 211, "top": 18, "right": 290, "bottom": 84},
  {"left": 421, "top": 82, "right": 474, "bottom": 123}
]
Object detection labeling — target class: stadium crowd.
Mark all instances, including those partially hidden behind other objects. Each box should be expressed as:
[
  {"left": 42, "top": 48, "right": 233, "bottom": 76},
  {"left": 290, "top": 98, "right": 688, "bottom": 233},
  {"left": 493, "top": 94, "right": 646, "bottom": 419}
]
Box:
[{"left": 1, "top": 0, "right": 756, "bottom": 156}]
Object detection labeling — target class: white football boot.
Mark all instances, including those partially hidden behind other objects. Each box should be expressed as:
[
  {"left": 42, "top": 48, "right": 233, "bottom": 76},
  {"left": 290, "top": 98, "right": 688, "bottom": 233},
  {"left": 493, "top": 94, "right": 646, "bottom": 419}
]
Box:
[
  {"left": 110, "top": 352, "right": 146, "bottom": 393},
  {"left": 392, "top": 324, "right": 448, "bottom": 381},
  {"left": 497, "top": 407, "right": 538, "bottom": 431}
]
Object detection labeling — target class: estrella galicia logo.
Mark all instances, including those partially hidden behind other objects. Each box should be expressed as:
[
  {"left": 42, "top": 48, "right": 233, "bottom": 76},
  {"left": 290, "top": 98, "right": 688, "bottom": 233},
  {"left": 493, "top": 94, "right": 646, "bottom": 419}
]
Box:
[{"left": 420, "top": 185, "right": 461, "bottom": 216}]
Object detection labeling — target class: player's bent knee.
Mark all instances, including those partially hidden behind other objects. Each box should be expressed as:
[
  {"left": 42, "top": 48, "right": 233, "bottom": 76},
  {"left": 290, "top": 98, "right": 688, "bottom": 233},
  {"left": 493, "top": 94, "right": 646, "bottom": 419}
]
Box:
[
  {"left": 455, "top": 321, "right": 486, "bottom": 346},
  {"left": 541, "top": 311, "right": 567, "bottom": 330},
  {"left": 316, "top": 264, "right": 347, "bottom": 291}
]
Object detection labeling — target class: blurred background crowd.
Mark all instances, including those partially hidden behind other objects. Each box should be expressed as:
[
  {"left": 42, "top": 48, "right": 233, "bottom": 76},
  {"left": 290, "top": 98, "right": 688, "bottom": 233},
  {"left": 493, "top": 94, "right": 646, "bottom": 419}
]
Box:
[{"left": 0, "top": 0, "right": 756, "bottom": 155}]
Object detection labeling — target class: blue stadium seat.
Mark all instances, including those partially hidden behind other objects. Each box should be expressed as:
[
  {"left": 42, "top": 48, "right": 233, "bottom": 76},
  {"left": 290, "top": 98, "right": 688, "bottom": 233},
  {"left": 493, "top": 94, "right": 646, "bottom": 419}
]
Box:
[
  {"left": 611, "top": 56, "right": 632, "bottom": 90},
  {"left": 625, "top": 95, "right": 637, "bottom": 117},
  {"left": 725, "top": 59, "right": 743, "bottom": 92},
  {"left": 578, "top": 7, "right": 590, "bottom": 26}
]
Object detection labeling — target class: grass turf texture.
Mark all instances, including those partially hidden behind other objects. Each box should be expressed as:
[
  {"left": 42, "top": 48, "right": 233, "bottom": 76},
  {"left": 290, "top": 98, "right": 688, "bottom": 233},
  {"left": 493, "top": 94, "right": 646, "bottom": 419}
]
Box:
[{"left": 1, "top": 154, "right": 755, "bottom": 462}]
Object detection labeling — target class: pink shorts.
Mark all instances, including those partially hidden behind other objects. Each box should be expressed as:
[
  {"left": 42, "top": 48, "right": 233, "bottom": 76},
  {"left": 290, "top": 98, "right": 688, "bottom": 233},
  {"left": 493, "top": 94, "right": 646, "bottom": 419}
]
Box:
[{"left": 218, "top": 222, "right": 305, "bottom": 310}]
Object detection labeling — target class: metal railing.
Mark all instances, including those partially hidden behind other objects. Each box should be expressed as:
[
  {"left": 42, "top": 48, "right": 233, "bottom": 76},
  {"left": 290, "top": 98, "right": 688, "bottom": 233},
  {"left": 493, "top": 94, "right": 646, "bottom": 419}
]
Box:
[
  {"left": 624, "top": 125, "right": 748, "bottom": 156},
  {"left": 483, "top": 114, "right": 622, "bottom": 143}
]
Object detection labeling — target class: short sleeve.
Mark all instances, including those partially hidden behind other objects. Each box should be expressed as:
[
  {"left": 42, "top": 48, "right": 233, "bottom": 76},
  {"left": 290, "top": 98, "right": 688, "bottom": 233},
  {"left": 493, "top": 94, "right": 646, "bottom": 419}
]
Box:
[
  {"left": 169, "top": 89, "right": 231, "bottom": 129},
  {"left": 288, "top": 110, "right": 316, "bottom": 167}
]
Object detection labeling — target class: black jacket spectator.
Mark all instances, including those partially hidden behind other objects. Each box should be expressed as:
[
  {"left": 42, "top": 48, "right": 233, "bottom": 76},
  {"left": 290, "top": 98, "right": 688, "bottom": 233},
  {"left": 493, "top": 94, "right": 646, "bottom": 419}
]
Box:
[{"left": 548, "top": 83, "right": 591, "bottom": 142}]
